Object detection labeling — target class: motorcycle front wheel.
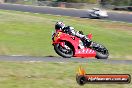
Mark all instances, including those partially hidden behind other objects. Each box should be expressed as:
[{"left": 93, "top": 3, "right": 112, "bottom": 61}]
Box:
[{"left": 54, "top": 43, "right": 73, "bottom": 58}]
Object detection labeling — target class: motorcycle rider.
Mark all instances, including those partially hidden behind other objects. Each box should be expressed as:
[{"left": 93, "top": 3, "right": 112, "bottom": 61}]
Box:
[{"left": 55, "top": 21, "right": 92, "bottom": 47}]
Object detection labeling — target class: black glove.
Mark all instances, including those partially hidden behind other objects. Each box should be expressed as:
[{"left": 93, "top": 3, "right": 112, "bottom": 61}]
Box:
[{"left": 78, "top": 31, "right": 84, "bottom": 35}]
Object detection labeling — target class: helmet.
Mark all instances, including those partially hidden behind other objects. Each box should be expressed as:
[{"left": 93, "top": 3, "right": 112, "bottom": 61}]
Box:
[{"left": 55, "top": 21, "right": 65, "bottom": 30}]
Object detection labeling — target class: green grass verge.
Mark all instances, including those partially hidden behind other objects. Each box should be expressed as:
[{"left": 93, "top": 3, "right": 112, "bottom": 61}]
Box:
[
  {"left": 6, "top": 0, "right": 37, "bottom": 5},
  {"left": 0, "top": 10, "right": 132, "bottom": 59},
  {"left": 0, "top": 61, "right": 131, "bottom": 88}
]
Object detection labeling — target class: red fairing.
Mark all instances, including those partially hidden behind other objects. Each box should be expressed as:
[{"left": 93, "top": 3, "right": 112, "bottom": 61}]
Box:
[
  {"left": 52, "top": 31, "right": 96, "bottom": 58},
  {"left": 74, "top": 48, "right": 96, "bottom": 58}
]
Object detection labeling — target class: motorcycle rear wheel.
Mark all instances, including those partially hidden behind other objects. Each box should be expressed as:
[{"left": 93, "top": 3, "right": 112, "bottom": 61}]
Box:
[
  {"left": 92, "top": 42, "right": 109, "bottom": 59},
  {"left": 54, "top": 43, "right": 73, "bottom": 58}
]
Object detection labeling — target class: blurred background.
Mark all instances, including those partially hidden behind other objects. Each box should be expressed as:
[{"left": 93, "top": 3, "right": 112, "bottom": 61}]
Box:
[{"left": 0, "top": 0, "right": 132, "bottom": 11}]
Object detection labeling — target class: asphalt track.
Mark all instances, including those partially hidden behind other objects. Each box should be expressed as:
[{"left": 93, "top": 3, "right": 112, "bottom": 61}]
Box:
[
  {"left": 0, "top": 56, "right": 131, "bottom": 64},
  {"left": 0, "top": 3, "right": 132, "bottom": 23},
  {"left": 0, "top": 3, "right": 131, "bottom": 64}
]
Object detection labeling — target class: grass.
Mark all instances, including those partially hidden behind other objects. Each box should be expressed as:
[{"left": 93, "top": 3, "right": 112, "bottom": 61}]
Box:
[
  {"left": 0, "top": 61, "right": 131, "bottom": 88},
  {"left": 0, "top": 10, "right": 132, "bottom": 59},
  {"left": 6, "top": 0, "right": 37, "bottom": 5}
]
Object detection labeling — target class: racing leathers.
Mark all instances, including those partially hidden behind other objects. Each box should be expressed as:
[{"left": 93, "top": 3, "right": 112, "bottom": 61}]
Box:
[{"left": 62, "top": 26, "right": 92, "bottom": 47}]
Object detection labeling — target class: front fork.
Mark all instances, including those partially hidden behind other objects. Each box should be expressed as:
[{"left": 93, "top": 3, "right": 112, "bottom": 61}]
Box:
[
  {"left": 60, "top": 42, "right": 70, "bottom": 50},
  {"left": 53, "top": 42, "right": 70, "bottom": 50}
]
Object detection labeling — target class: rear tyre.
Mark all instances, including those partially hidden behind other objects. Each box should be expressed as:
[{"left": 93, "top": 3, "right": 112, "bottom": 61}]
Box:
[
  {"left": 92, "top": 42, "right": 109, "bottom": 59},
  {"left": 54, "top": 43, "right": 73, "bottom": 58}
]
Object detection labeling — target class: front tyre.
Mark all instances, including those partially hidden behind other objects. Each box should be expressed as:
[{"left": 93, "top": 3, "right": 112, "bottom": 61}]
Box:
[{"left": 54, "top": 43, "right": 73, "bottom": 58}]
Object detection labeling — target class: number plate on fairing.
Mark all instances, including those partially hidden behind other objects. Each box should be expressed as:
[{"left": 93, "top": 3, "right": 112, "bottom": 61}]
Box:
[{"left": 53, "top": 32, "right": 62, "bottom": 41}]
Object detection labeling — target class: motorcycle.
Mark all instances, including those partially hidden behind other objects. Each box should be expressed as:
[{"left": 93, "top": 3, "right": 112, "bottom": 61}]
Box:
[
  {"left": 52, "top": 30, "right": 109, "bottom": 59},
  {"left": 88, "top": 8, "right": 108, "bottom": 19}
]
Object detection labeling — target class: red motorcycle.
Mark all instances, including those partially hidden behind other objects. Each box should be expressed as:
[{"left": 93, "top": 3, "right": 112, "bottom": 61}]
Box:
[{"left": 52, "top": 30, "right": 109, "bottom": 59}]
